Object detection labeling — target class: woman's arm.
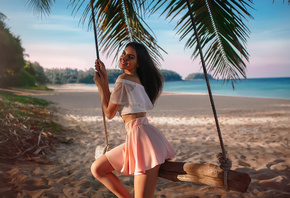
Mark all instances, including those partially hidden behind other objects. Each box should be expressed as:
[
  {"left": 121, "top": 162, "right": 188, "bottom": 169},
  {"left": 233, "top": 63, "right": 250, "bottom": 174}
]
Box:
[{"left": 94, "top": 60, "right": 119, "bottom": 119}]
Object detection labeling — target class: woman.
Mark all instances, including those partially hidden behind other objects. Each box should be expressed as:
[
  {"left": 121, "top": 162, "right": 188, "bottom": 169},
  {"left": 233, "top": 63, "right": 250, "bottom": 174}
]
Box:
[{"left": 91, "top": 42, "right": 176, "bottom": 198}]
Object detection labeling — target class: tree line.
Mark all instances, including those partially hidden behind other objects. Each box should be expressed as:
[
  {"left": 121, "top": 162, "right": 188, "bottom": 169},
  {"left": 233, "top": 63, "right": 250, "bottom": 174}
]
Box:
[
  {"left": 0, "top": 14, "right": 48, "bottom": 88},
  {"left": 44, "top": 68, "right": 214, "bottom": 84},
  {"left": 44, "top": 68, "right": 183, "bottom": 84}
]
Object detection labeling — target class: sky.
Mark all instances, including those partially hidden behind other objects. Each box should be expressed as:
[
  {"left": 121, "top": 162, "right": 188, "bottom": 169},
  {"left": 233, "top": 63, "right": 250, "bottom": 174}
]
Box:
[{"left": 1, "top": 0, "right": 290, "bottom": 79}]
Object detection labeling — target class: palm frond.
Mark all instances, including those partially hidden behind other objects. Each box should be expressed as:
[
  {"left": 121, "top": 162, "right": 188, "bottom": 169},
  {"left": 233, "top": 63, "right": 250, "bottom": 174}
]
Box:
[
  {"left": 150, "top": 0, "right": 254, "bottom": 82},
  {"left": 272, "top": 0, "right": 290, "bottom": 4},
  {"left": 70, "top": 0, "right": 166, "bottom": 66},
  {"left": 24, "top": 0, "right": 56, "bottom": 17}
]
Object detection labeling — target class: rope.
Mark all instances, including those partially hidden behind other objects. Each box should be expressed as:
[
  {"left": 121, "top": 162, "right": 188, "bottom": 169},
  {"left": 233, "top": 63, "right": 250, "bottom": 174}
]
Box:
[
  {"left": 90, "top": 0, "right": 99, "bottom": 60},
  {"left": 90, "top": 0, "right": 110, "bottom": 154},
  {"left": 217, "top": 153, "right": 232, "bottom": 190},
  {"left": 185, "top": 0, "right": 232, "bottom": 190},
  {"left": 102, "top": 111, "right": 110, "bottom": 154}
]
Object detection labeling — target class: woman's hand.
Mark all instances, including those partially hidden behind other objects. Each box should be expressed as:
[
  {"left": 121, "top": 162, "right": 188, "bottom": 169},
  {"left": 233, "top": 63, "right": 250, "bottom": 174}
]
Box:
[{"left": 94, "top": 59, "right": 108, "bottom": 87}]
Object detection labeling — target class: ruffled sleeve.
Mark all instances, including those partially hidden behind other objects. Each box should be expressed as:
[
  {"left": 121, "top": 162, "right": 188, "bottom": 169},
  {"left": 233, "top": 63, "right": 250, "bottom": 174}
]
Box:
[
  {"left": 110, "top": 79, "right": 153, "bottom": 112},
  {"left": 110, "top": 80, "right": 131, "bottom": 105}
]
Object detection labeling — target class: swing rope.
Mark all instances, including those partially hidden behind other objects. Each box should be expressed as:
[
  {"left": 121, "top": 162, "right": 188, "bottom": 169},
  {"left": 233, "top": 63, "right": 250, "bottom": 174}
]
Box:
[
  {"left": 185, "top": 0, "right": 232, "bottom": 190},
  {"left": 90, "top": 0, "right": 110, "bottom": 154}
]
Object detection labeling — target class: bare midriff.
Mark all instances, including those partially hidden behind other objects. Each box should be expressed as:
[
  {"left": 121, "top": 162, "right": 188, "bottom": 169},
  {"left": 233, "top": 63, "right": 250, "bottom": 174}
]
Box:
[{"left": 121, "top": 112, "right": 146, "bottom": 124}]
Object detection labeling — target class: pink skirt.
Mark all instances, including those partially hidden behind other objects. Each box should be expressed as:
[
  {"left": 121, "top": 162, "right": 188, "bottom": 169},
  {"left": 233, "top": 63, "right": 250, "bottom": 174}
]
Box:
[{"left": 105, "top": 117, "right": 176, "bottom": 175}]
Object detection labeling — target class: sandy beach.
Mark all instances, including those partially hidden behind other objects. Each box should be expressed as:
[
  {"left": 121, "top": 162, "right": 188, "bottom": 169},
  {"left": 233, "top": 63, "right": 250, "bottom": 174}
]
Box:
[{"left": 1, "top": 84, "right": 289, "bottom": 198}]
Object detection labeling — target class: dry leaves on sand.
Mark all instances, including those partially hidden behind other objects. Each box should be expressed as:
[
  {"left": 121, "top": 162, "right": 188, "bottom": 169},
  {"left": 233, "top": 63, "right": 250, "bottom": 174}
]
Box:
[
  {"left": 0, "top": 92, "right": 73, "bottom": 160},
  {"left": 0, "top": 114, "right": 56, "bottom": 159}
]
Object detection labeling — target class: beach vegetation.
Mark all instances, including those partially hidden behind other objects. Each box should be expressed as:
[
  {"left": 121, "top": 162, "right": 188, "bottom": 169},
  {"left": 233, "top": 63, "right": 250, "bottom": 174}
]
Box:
[
  {"left": 78, "top": 73, "right": 95, "bottom": 84},
  {"left": 43, "top": 67, "right": 183, "bottom": 84},
  {"left": 0, "top": 90, "right": 50, "bottom": 105},
  {"left": 24, "top": 61, "right": 49, "bottom": 85},
  {"left": 8, "top": 61, "right": 50, "bottom": 89},
  {"left": 0, "top": 13, "right": 25, "bottom": 87},
  {"left": 0, "top": 14, "right": 50, "bottom": 90},
  {"left": 13, "top": 68, "right": 37, "bottom": 87},
  {"left": 78, "top": 68, "right": 124, "bottom": 84},
  {"left": 0, "top": 91, "right": 71, "bottom": 159}
]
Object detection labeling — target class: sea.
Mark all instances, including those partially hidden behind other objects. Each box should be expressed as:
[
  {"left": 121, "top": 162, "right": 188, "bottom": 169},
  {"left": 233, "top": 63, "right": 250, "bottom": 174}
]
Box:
[
  {"left": 162, "top": 77, "right": 290, "bottom": 99},
  {"left": 86, "top": 77, "right": 290, "bottom": 100}
]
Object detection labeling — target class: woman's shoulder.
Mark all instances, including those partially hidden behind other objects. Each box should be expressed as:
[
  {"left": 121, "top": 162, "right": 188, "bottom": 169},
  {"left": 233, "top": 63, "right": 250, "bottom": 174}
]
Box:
[
  {"left": 117, "top": 74, "right": 142, "bottom": 85},
  {"left": 118, "top": 73, "right": 127, "bottom": 79}
]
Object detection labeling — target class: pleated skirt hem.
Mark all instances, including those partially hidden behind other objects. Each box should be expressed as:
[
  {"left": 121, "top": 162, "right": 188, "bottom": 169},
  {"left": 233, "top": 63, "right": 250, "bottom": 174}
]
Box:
[{"left": 105, "top": 117, "right": 176, "bottom": 175}]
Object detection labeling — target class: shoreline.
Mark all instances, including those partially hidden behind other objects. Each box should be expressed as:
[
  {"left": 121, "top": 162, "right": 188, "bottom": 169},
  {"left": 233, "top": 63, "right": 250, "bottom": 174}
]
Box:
[
  {"left": 42, "top": 83, "right": 290, "bottom": 100},
  {"left": 1, "top": 87, "right": 289, "bottom": 197},
  {"left": 2, "top": 85, "right": 290, "bottom": 101},
  {"left": 163, "top": 91, "right": 290, "bottom": 101}
]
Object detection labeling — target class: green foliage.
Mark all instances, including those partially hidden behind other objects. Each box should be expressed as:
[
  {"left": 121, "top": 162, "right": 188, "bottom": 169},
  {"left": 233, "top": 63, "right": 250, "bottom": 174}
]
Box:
[
  {"left": 0, "top": 15, "right": 25, "bottom": 83},
  {"left": 24, "top": 62, "right": 36, "bottom": 76},
  {"left": 160, "top": 69, "right": 182, "bottom": 81},
  {"left": 44, "top": 67, "right": 183, "bottom": 84},
  {"left": 54, "top": 75, "right": 63, "bottom": 84},
  {"left": 0, "top": 90, "right": 50, "bottom": 105},
  {"left": 27, "top": 61, "right": 49, "bottom": 85},
  {"left": 44, "top": 67, "right": 120, "bottom": 84},
  {"left": 185, "top": 73, "right": 214, "bottom": 81},
  {"left": 0, "top": 72, "right": 9, "bottom": 87},
  {"left": 0, "top": 15, "right": 48, "bottom": 89},
  {"left": 44, "top": 68, "right": 80, "bottom": 84},
  {"left": 12, "top": 68, "right": 36, "bottom": 87},
  {"left": 78, "top": 73, "right": 94, "bottom": 84}
]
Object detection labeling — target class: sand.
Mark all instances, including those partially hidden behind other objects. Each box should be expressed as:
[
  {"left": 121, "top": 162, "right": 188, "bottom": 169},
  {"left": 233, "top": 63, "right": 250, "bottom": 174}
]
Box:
[{"left": 1, "top": 84, "right": 289, "bottom": 198}]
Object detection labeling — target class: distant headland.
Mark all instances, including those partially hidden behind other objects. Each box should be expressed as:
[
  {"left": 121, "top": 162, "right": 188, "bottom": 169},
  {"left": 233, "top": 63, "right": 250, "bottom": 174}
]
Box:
[{"left": 184, "top": 73, "right": 214, "bottom": 81}]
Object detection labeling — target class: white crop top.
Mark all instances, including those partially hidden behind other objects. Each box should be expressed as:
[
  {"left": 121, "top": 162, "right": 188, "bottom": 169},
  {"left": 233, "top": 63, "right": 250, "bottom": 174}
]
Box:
[{"left": 110, "top": 78, "right": 154, "bottom": 115}]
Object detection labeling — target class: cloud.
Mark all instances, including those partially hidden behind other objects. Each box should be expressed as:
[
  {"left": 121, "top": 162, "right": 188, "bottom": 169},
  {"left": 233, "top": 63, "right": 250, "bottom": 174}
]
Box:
[
  {"left": 248, "top": 38, "right": 290, "bottom": 66},
  {"left": 25, "top": 42, "right": 94, "bottom": 68},
  {"left": 24, "top": 41, "right": 117, "bottom": 71}
]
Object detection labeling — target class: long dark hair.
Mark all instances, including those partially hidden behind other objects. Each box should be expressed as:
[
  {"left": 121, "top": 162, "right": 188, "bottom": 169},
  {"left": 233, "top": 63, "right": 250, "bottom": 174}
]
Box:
[{"left": 126, "top": 42, "right": 163, "bottom": 104}]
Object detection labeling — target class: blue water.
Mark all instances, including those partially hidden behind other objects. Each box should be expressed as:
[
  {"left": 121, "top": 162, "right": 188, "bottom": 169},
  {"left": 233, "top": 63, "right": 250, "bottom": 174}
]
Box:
[
  {"left": 162, "top": 77, "right": 290, "bottom": 99},
  {"left": 87, "top": 77, "right": 290, "bottom": 99}
]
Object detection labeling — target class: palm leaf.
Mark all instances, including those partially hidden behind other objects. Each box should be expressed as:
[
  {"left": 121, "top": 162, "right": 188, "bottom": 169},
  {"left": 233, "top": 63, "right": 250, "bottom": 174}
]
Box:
[
  {"left": 69, "top": 0, "right": 166, "bottom": 65},
  {"left": 149, "top": 0, "right": 254, "bottom": 82},
  {"left": 24, "top": 0, "right": 56, "bottom": 16},
  {"left": 273, "top": 0, "right": 290, "bottom": 4}
]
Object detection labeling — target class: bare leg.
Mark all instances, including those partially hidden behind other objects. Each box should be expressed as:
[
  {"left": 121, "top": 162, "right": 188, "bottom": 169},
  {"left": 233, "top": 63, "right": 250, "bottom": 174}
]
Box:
[
  {"left": 91, "top": 155, "right": 132, "bottom": 198},
  {"left": 134, "top": 165, "right": 161, "bottom": 198}
]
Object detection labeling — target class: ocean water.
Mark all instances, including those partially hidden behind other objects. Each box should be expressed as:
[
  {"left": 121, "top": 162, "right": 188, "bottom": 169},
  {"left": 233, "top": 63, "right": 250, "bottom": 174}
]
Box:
[
  {"left": 162, "top": 77, "right": 290, "bottom": 99},
  {"left": 85, "top": 77, "right": 289, "bottom": 99}
]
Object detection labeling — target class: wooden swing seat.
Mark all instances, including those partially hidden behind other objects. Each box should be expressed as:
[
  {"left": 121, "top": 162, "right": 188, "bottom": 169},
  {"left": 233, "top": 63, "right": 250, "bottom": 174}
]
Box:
[{"left": 159, "top": 161, "right": 251, "bottom": 193}]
